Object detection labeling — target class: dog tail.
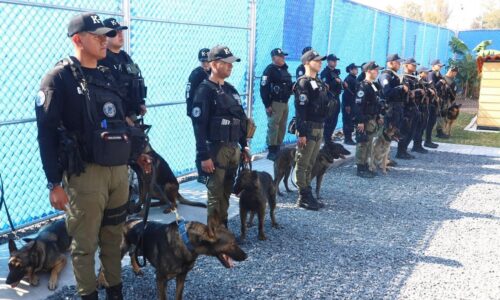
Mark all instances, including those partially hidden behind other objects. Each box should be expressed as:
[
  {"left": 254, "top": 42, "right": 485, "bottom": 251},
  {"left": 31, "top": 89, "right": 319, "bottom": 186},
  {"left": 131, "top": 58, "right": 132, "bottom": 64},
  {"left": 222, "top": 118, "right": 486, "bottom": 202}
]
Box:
[{"left": 177, "top": 193, "right": 208, "bottom": 208}]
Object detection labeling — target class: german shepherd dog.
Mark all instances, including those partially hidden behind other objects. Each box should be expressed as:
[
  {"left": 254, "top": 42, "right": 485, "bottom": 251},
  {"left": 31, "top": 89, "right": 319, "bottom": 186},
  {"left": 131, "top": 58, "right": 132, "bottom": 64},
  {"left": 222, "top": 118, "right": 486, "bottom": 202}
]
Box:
[
  {"left": 130, "top": 124, "right": 207, "bottom": 214},
  {"left": 443, "top": 103, "right": 462, "bottom": 136},
  {"left": 6, "top": 219, "right": 71, "bottom": 290},
  {"left": 234, "top": 169, "right": 278, "bottom": 241},
  {"left": 369, "top": 125, "right": 399, "bottom": 175},
  {"left": 119, "top": 218, "right": 247, "bottom": 300},
  {"left": 310, "top": 142, "right": 351, "bottom": 199},
  {"left": 273, "top": 147, "right": 296, "bottom": 196}
]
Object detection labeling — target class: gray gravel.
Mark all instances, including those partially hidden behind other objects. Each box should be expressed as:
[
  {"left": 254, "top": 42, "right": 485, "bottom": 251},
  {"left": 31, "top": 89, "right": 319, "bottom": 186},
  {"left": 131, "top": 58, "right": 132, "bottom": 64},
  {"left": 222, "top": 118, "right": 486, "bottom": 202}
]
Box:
[{"left": 46, "top": 150, "right": 500, "bottom": 300}]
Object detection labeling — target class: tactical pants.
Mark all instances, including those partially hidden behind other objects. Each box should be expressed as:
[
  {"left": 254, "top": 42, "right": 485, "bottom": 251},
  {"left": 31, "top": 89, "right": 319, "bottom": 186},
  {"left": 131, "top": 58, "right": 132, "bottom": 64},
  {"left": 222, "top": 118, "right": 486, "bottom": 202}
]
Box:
[
  {"left": 207, "top": 143, "right": 240, "bottom": 225},
  {"left": 413, "top": 105, "right": 429, "bottom": 145},
  {"left": 295, "top": 127, "right": 323, "bottom": 189},
  {"left": 323, "top": 97, "right": 341, "bottom": 142},
  {"left": 266, "top": 101, "right": 289, "bottom": 147},
  {"left": 398, "top": 107, "right": 417, "bottom": 151},
  {"left": 355, "top": 118, "right": 377, "bottom": 165},
  {"left": 64, "top": 164, "right": 128, "bottom": 296},
  {"left": 342, "top": 104, "right": 355, "bottom": 140},
  {"left": 425, "top": 104, "right": 437, "bottom": 142}
]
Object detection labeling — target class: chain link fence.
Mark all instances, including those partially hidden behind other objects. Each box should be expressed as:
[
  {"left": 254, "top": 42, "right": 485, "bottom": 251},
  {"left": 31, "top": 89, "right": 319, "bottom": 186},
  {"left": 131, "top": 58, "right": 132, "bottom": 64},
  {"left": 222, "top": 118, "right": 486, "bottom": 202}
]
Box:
[{"left": 1, "top": 0, "right": 457, "bottom": 233}]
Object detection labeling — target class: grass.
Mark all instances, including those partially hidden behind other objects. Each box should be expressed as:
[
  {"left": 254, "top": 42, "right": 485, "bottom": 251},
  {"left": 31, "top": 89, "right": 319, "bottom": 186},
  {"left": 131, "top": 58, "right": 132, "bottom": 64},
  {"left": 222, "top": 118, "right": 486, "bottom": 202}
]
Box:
[{"left": 433, "top": 112, "right": 500, "bottom": 148}]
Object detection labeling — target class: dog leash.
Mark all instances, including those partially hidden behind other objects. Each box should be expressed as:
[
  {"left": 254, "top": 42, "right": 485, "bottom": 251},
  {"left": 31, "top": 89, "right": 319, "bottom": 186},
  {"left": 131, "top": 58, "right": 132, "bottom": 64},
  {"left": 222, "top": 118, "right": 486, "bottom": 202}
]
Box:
[
  {"left": 0, "top": 172, "right": 19, "bottom": 240},
  {"left": 135, "top": 166, "right": 154, "bottom": 268}
]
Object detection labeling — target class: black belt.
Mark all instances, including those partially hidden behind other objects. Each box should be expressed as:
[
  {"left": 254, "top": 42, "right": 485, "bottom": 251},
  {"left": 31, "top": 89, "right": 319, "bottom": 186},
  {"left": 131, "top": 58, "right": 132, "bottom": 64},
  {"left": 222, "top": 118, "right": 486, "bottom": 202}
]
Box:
[
  {"left": 208, "top": 141, "right": 239, "bottom": 148},
  {"left": 306, "top": 121, "right": 324, "bottom": 129},
  {"left": 272, "top": 99, "right": 289, "bottom": 104}
]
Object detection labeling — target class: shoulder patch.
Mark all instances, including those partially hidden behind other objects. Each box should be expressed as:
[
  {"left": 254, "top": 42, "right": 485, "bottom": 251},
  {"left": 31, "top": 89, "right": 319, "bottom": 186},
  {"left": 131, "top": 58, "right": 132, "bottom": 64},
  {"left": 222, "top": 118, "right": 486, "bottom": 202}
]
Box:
[
  {"left": 261, "top": 75, "right": 268, "bottom": 86},
  {"left": 299, "top": 94, "right": 307, "bottom": 105},
  {"left": 192, "top": 106, "right": 201, "bottom": 118},
  {"left": 356, "top": 90, "right": 364, "bottom": 98},
  {"left": 382, "top": 79, "right": 389, "bottom": 86},
  {"left": 298, "top": 70, "right": 304, "bottom": 76},
  {"left": 35, "top": 90, "right": 45, "bottom": 107}
]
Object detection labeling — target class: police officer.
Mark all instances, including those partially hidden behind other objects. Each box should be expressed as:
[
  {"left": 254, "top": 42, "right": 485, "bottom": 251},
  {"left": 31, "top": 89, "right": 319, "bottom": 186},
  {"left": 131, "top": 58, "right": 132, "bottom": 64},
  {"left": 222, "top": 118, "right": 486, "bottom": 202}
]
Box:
[
  {"left": 35, "top": 13, "right": 148, "bottom": 299},
  {"left": 412, "top": 66, "right": 435, "bottom": 153},
  {"left": 425, "top": 59, "right": 445, "bottom": 146},
  {"left": 355, "top": 61, "right": 383, "bottom": 178},
  {"left": 191, "top": 45, "right": 250, "bottom": 232},
  {"left": 379, "top": 54, "right": 409, "bottom": 163},
  {"left": 436, "top": 66, "right": 458, "bottom": 137},
  {"left": 99, "top": 18, "right": 147, "bottom": 123},
  {"left": 296, "top": 46, "right": 312, "bottom": 78},
  {"left": 357, "top": 62, "right": 367, "bottom": 82},
  {"left": 261, "top": 48, "right": 293, "bottom": 161},
  {"left": 342, "top": 63, "right": 359, "bottom": 145},
  {"left": 294, "top": 49, "right": 333, "bottom": 211},
  {"left": 399, "top": 58, "right": 421, "bottom": 159},
  {"left": 186, "top": 48, "right": 211, "bottom": 183},
  {"left": 320, "top": 54, "right": 343, "bottom": 143}
]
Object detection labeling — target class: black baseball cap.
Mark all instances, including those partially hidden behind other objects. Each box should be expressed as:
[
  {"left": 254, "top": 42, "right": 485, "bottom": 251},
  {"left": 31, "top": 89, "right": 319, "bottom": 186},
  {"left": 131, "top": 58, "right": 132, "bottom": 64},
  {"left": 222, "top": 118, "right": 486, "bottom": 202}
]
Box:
[
  {"left": 271, "top": 48, "right": 288, "bottom": 57},
  {"left": 208, "top": 45, "right": 241, "bottom": 63},
  {"left": 417, "top": 66, "right": 430, "bottom": 73},
  {"left": 387, "top": 53, "right": 405, "bottom": 62},
  {"left": 301, "top": 50, "right": 326, "bottom": 64},
  {"left": 67, "top": 13, "right": 116, "bottom": 37},
  {"left": 363, "top": 61, "right": 382, "bottom": 71},
  {"left": 327, "top": 54, "right": 340, "bottom": 61},
  {"left": 103, "top": 18, "right": 128, "bottom": 31},
  {"left": 430, "top": 59, "right": 445, "bottom": 66},
  {"left": 198, "top": 48, "right": 210, "bottom": 62},
  {"left": 302, "top": 46, "right": 312, "bottom": 55},
  {"left": 346, "top": 63, "right": 361, "bottom": 73},
  {"left": 404, "top": 58, "right": 420, "bottom": 66}
]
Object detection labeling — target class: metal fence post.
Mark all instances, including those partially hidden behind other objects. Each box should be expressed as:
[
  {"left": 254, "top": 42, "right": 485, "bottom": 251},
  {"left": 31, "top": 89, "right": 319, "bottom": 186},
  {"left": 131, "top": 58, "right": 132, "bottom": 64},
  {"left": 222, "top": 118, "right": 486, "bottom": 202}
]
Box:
[
  {"left": 122, "top": 0, "right": 131, "bottom": 53},
  {"left": 327, "top": 0, "right": 335, "bottom": 55},
  {"left": 370, "top": 10, "right": 377, "bottom": 60},
  {"left": 420, "top": 23, "right": 427, "bottom": 64},
  {"left": 247, "top": 0, "right": 257, "bottom": 119},
  {"left": 435, "top": 26, "right": 440, "bottom": 60}
]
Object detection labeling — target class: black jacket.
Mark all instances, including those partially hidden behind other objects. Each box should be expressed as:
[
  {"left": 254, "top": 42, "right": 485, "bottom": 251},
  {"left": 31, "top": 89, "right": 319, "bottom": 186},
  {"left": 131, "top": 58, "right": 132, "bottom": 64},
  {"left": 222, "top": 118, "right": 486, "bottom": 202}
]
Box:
[{"left": 260, "top": 63, "right": 293, "bottom": 107}]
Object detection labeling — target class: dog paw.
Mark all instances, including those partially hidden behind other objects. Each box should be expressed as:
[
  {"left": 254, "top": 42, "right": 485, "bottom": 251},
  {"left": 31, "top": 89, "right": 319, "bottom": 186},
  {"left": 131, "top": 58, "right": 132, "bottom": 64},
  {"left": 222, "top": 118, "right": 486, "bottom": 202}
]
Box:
[
  {"left": 48, "top": 279, "right": 57, "bottom": 291},
  {"left": 258, "top": 234, "right": 267, "bottom": 241},
  {"left": 30, "top": 275, "right": 39, "bottom": 286}
]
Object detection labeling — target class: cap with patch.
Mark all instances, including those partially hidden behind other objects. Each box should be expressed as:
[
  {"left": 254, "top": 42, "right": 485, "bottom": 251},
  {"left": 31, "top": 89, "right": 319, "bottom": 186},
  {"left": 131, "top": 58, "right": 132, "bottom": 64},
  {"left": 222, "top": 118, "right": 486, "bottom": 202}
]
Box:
[
  {"left": 386, "top": 53, "right": 405, "bottom": 62},
  {"left": 403, "top": 58, "right": 420, "bottom": 65},
  {"left": 363, "top": 61, "right": 381, "bottom": 71},
  {"left": 327, "top": 54, "right": 340, "bottom": 61},
  {"left": 208, "top": 46, "right": 241, "bottom": 63},
  {"left": 302, "top": 46, "right": 312, "bottom": 55},
  {"left": 198, "top": 48, "right": 210, "bottom": 62},
  {"left": 417, "top": 66, "right": 430, "bottom": 73},
  {"left": 271, "top": 48, "right": 288, "bottom": 57},
  {"left": 430, "top": 59, "right": 445, "bottom": 67},
  {"left": 68, "top": 13, "right": 116, "bottom": 37},
  {"left": 301, "top": 50, "right": 326, "bottom": 64},
  {"left": 345, "top": 63, "right": 361, "bottom": 73},
  {"left": 103, "top": 18, "right": 128, "bottom": 31}
]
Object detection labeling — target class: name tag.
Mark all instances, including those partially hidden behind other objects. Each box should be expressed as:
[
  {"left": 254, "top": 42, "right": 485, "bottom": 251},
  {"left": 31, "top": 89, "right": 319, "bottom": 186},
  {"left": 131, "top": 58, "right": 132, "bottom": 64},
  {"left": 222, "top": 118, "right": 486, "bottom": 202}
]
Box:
[{"left": 310, "top": 80, "right": 318, "bottom": 90}]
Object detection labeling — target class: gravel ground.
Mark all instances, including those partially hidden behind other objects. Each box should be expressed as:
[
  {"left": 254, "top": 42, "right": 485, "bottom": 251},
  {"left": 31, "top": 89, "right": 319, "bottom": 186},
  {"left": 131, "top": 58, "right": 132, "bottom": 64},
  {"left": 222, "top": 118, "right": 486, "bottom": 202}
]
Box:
[{"left": 46, "top": 150, "right": 500, "bottom": 300}]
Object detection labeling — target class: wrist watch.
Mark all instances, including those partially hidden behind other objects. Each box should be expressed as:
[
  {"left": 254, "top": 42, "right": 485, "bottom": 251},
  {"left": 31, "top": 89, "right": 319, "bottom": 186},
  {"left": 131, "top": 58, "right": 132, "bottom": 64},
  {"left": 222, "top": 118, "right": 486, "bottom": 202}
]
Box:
[{"left": 47, "top": 182, "right": 60, "bottom": 191}]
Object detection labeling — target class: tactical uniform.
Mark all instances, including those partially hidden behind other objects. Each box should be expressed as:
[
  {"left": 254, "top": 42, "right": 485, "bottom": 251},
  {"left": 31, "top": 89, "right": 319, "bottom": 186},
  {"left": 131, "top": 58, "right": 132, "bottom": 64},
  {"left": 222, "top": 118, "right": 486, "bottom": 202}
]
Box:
[
  {"left": 399, "top": 70, "right": 419, "bottom": 159},
  {"left": 320, "top": 54, "right": 342, "bottom": 143},
  {"left": 426, "top": 60, "right": 445, "bottom": 146},
  {"left": 294, "top": 50, "right": 333, "bottom": 211},
  {"left": 261, "top": 48, "right": 293, "bottom": 160},
  {"left": 295, "top": 46, "right": 312, "bottom": 78},
  {"left": 191, "top": 46, "right": 248, "bottom": 229},
  {"left": 342, "top": 64, "right": 359, "bottom": 145},
  {"left": 411, "top": 67, "right": 434, "bottom": 152},
  {"left": 354, "top": 62, "right": 382, "bottom": 178},
  {"left": 36, "top": 13, "right": 131, "bottom": 299}
]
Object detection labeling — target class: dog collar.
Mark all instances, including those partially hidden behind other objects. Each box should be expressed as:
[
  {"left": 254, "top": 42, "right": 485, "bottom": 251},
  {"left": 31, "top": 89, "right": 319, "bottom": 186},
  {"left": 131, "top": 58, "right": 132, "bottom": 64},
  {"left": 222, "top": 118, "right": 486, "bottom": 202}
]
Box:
[{"left": 177, "top": 219, "right": 195, "bottom": 252}]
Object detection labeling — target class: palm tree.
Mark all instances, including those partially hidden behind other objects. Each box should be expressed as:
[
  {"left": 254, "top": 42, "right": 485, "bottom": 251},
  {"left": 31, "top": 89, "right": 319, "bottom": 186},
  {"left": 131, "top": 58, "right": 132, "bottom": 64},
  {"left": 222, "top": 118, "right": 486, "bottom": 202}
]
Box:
[{"left": 448, "top": 37, "right": 481, "bottom": 99}]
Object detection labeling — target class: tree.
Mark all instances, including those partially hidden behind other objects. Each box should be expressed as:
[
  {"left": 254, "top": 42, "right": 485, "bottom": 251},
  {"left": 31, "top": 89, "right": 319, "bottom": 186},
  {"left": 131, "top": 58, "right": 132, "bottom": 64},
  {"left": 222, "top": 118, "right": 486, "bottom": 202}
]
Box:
[
  {"left": 422, "top": 0, "right": 451, "bottom": 26},
  {"left": 481, "top": 9, "right": 500, "bottom": 29},
  {"left": 448, "top": 36, "right": 482, "bottom": 99}
]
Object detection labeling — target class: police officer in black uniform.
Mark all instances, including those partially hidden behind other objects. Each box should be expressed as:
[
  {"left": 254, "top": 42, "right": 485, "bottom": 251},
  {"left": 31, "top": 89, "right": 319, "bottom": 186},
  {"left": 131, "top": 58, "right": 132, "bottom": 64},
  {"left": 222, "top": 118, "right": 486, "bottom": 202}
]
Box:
[
  {"left": 320, "top": 54, "right": 343, "bottom": 143},
  {"left": 260, "top": 48, "right": 293, "bottom": 161},
  {"left": 425, "top": 59, "right": 445, "bottom": 147},
  {"left": 399, "top": 58, "right": 421, "bottom": 159},
  {"left": 379, "top": 54, "right": 409, "bottom": 162},
  {"left": 186, "top": 48, "right": 211, "bottom": 183},
  {"left": 99, "top": 18, "right": 147, "bottom": 123},
  {"left": 342, "top": 63, "right": 360, "bottom": 145},
  {"left": 357, "top": 62, "right": 367, "bottom": 82},
  {"left": 412, "top": 66, "right": 435, "bottom": 153},
  {"left": 191, "top": 45, "right": 250, "bottom": 232},
  {"left": 35, "top": 13, "right": 148, "bottom": 299},
  {"left": 295, "top": 46, "right": 312, "bottom": 78}
]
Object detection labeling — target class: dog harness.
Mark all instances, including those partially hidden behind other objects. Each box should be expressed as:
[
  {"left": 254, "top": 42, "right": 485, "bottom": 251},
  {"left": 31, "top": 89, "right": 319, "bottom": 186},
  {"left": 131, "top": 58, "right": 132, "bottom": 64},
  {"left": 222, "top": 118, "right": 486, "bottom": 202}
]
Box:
[{"left": 177, "top": 218, "right": 195, "bottom": 252}]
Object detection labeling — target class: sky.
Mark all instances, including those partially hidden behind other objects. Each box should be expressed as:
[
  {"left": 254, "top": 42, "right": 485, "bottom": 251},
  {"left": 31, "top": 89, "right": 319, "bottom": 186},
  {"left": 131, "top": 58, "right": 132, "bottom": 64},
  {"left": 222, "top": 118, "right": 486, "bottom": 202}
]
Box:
[{"left": 352, "top": 0, "right": 498, "bottom": 31}]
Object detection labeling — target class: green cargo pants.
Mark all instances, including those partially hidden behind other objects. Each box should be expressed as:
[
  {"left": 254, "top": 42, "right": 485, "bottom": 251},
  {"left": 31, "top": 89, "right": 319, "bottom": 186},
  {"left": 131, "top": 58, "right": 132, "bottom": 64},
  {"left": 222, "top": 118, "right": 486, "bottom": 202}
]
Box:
[
  {"left": 207, "top": 144, "right": 241, "bottom": 227},
  {"left": 266, "top": 101, "right": 289, "bottom": 146},
  {"left": 64, "top": 164, "right": 128, "bottom": 296},
  {"left": 295, "top": 127, "right": 323, "bottom": 189},
  {"left": 355, "top": 118, "right": 378, "bottom": 165}
]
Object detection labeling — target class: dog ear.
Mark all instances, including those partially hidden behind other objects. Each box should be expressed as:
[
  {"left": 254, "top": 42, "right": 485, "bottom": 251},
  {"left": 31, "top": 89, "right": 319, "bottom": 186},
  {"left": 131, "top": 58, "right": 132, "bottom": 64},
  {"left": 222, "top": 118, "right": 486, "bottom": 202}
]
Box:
[{"left": 8, "top": 239, "right": 18, "bottom": 254}]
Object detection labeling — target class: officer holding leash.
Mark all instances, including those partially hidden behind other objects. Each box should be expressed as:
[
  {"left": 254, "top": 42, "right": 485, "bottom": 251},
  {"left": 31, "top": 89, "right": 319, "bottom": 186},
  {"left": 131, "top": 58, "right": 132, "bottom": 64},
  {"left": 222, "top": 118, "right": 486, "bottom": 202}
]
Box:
[
  {"left": 191, "top": 46, "right": 252, "bottom": 233},
  {"left": 36, "top": 13, "right": 149, "bottom": 300}
]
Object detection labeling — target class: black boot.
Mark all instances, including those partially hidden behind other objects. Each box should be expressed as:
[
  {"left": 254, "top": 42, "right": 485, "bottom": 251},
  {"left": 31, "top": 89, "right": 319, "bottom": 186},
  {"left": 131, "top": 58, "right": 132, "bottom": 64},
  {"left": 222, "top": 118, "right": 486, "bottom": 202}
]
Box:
[
  {"left": 396, "top": 145, "right": 414, "bottom": 159},
  {"left": 344, "top": 135, "right": 356, "bottom": 145},
  {"left": 356, "top": 164, "right": 374, "bottom": 178},
  {"left": 307, "top": 186, "right": 324, "bottom": 208},
  {"left": 411, "top": 142, "right": 429, "bottom": 154},
  {"left": 81, "top": 291, "right": 98, "bottom": 300},
  {"left": 267, "top": 146, "right": 278, "bottom": 161},
  {"left": 105, "top": 283, "right": 123, "bottom": 300},
  {"left": 297, "top": 188, "right": 319, "bottom": 211},
  {"left": 424, "top": 140, "right": 439, "bottom": 148}
]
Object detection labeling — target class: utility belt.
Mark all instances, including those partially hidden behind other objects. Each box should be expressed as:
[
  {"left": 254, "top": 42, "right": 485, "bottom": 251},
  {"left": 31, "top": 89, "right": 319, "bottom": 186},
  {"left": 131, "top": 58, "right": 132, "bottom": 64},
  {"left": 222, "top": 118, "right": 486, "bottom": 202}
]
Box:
[
  {"left": 271, "top": 98, "right": 289, "bottom": 104},
  {"left": 208, "top": 116, "right": 242, "bottom": 143},
  {"left": 305, "top": 121, "right": 324, "bottom": 130},
  {"left": 90, "top": 120, "right": 131, "bottom": 166},
  {"left": 270, "top": 83, "right": 292, "bottom": 102}
]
